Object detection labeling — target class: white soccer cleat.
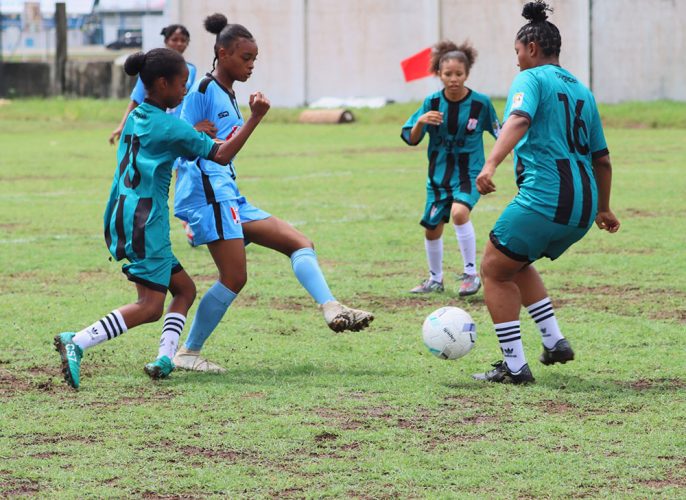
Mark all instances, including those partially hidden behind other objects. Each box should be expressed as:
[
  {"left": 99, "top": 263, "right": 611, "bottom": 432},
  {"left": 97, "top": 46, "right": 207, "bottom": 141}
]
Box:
[
  {"left": 321, "top": 301, "right": 374, "bottom": 333},
  {"left": 172, "top": 346, "right": 226, "bottom": 373}
]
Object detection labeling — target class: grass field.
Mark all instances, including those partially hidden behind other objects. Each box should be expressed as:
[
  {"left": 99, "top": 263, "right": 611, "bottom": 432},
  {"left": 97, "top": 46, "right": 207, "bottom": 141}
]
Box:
[{"left": 0, "top": 98, "right": 685, "bottom": 498}]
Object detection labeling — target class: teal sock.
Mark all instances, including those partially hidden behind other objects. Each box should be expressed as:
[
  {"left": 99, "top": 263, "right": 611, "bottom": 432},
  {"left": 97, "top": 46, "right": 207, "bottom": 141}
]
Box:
[
  {"left": 290, "top": 248, "right": 335, "bottom": 305},
  {"left": 184, "top": 281, "right": 237, "bottom": 351}
]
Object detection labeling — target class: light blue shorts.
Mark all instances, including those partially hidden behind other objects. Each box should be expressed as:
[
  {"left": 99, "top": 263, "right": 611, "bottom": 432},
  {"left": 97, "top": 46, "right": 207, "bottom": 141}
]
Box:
[
  {"left": 490, "top": 200, "right": 593, "bottom": 262},
  {"left": 176, "top": 196, "right": 271, "bottom": 246}
]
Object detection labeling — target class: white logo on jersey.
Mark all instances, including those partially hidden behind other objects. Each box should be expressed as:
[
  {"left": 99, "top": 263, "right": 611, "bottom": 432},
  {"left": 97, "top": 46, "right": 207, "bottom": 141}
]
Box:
[
  {"left": 467, "top": 118, "right": 478, "bottom": 131},
  {"left": 512, "top": 92, "right": 524, "bottom": 109}
]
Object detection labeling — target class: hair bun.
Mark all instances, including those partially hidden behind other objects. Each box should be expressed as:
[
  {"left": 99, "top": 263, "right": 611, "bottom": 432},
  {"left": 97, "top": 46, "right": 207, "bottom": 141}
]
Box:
[
  {"left": 204, "top": 13, "right": 228, "bottom": 35},
  {"left": 522, "top": 1, "right": 552, "bottom": 23},
  {"left": 124, "top": 51, "right": 146, "bottom": 76}
]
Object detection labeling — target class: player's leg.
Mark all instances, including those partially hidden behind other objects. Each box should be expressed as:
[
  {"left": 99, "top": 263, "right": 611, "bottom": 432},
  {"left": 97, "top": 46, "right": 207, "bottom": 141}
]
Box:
[
  {"left": 175, "top": 238, "right": 246, "bottom": 372},
  {"left": 450, "top": 201, "right": 480, "bottom": 296},
  {"left": 55, "top": 283, "right": 166, "bottom": 389},
  {"left": 471, "top": 239, "right": 535, "bottom": 384},
  {"left": 242, "top": 215, "right": 373, "bottom": 333},
  {"left": 515, "top": 265, "right": 573, "bottom": 365},
  {"left": 411, "top": 199, "right": 449, "bottom": 293},
  {"left": 145, "top": 265, "right": 197, "bottom": 379},
  {"left": 173, "top": 200, "right": 247, "bottom": 372}
]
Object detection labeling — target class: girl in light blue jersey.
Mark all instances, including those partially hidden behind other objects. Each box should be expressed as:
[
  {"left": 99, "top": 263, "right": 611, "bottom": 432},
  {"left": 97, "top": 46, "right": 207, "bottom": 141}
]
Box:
[
  {"left": 172, "top": 13, "right": 374, "bottom": 373},
  {"left": 472, "top": 1, "right": 620, "bottom": 384},
  {"left": 402, "top": 40, "right": 499, "bottom": 297},
  {"left": 54, "top": 49, "right": 252, "bottom": 390}
]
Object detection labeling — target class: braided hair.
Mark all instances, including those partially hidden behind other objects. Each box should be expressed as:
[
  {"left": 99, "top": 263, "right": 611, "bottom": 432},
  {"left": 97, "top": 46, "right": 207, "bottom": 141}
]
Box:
[
  {"left": 517, "top": 1, "right": 561, "bottom": 57},
  {"left": 430, "top": 40, "right": 478, "bottom": 75},
  {"left": 204, "top": 13, "right": 254, "bottom": 71}
]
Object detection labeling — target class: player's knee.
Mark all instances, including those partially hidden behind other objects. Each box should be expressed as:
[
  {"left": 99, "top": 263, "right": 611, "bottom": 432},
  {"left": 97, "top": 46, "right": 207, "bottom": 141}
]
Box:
[
  {"left": 220, "top": 272, "right": 246, "bottom": 294},
  {"left": 138, "top": 301, "right": 164, "bottom": 323}
]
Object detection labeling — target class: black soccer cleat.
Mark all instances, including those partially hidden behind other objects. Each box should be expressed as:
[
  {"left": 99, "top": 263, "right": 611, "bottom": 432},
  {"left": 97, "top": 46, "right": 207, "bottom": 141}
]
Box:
[
  {"left": 472, "top": 360, "right": 535, "bottom": 385},
  {"left": 539, "top": 338, "right": 575, "bottom": 366}
]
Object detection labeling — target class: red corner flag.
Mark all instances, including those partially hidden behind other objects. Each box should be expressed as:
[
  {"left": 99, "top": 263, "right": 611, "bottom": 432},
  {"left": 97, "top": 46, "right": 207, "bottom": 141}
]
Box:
[{"left": 401, "top": 47, "right": 433, "bottom": 82}]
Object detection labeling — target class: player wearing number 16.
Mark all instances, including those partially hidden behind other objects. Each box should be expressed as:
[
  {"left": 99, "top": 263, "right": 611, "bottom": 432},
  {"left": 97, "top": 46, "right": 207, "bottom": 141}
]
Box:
[{"left": 472, "top": 1, "right": 620, "bottom": 384}]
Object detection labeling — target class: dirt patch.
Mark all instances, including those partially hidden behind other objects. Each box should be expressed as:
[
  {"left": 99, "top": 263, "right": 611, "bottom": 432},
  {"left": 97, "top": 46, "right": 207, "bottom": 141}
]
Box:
[
  {"left": 0, "top": 477, "right": 40, "bottom": 496},
  {"left": 20, "top": 433, "right": 101, "bottom": 446},
  {"left": 355, "top": 292, "right": 486, "bottom": 312},
  {"left": 0, "top": 368, "right": 33, "bottom": 396},
  {"left": 176, "top": 446, "right": 249, "bottom": 462},
  {"left": 537, "top": 400, "right": 577, "bottom": 414},
  {"left": 623, "top": 378, "right": 686, "bottom": 391},
  {"left": 313, "top": 407, "right": 366, "bottom": 430},
  {"left": 269, "top": 297, "right": 310, "bottom": 312},
  {"left": 639, "top": 469, "right": 686, "bottom": 488},
  {"left": 557, "top": 284, "right": 686, "bottom": 323},
  {"left": 314, "top": 431, "right": 338, "bottom": 443}
]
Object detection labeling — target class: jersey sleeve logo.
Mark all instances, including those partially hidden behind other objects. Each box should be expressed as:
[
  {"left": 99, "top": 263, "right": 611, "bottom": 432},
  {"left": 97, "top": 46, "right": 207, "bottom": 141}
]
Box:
[
  {"left": 512, "top": 92, "right": 525, "bottom": 109},
  {"left": 226, "top": 125, "right": 240, "bottom": 141}
]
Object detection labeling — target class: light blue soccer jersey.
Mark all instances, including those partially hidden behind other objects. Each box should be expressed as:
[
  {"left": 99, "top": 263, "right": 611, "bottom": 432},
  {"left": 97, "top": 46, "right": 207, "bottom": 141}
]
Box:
[
  {"left": 130, "top": 61, "right": 197, "bottom": 118},
  {"left": 401, "top": 89, "right": 499, "bottom": 202},
  {"left": 104, "top": 100, "right": 218, "bottom": 262},
  {"left": 504, "top": 64, "right": 609, "bottom": 227},
  {"left": 175, "top": 74, "right": 243, "bottom": 213}
]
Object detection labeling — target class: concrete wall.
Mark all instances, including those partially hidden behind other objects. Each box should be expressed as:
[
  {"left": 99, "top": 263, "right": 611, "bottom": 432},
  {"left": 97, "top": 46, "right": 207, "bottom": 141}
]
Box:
[
  {"left": 592, "top": 0, "right": 686, "bottom": 103},
  {"left": 167, "top": 0, "right": 686, "bottom": 107},
  {"left": 0, "top": 60, "right": 135, "bottom": 99}
]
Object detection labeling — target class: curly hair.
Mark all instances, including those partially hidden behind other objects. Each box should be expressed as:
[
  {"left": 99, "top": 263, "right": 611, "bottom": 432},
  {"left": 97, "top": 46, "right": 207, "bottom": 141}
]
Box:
[{"left": 429, "top": 40, "right": 478, "bottom": 75}]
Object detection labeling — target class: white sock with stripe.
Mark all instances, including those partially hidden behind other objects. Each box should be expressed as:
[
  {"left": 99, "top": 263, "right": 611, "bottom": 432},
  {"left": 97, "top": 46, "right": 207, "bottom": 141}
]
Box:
[
  {"left": 454, "top": 221, "right": 477, "bottom": 276},
  {"left": 72, "top": 310, "right": 128, "bottom": 351},
  {"left": 495, "top": 320, "right": 527, "bottom": 372},
  {"left": 526, "top": 297, "right": 564, "bottom": 349},
  {"left": 425, "top": 237, "right": 443, "bottom": 283},
  {"left": 158, "top": 313, "right": 185, "bottom": 360}
]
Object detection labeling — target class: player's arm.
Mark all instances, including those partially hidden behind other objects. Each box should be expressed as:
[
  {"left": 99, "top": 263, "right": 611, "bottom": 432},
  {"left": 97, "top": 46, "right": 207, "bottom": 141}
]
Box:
[
  {"left": 212, "top": 92, "right": 270, "bottom": 165},
  {"left": 406, "top": 112, "right": 442, "bottom": 145},
  {"left": 592, "top": 154, "right": 620, "bottom": 233},
  {"left": 476, "top": 114, "right": 530, "bottom": 194},
  {"left": 109, "top": 100, "right": 138, "bottom": 145}
]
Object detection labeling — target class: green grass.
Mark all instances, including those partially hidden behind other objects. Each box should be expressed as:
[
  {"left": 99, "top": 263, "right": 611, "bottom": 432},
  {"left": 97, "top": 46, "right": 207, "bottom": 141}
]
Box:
[{"left": 0, "top": 99, "right": 685, "bottom": 498}]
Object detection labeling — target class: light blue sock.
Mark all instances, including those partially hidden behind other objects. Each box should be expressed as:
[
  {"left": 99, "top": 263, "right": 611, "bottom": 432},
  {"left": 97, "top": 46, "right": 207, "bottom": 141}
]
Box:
[
  {"left": 184, "top": 281, "right": 237, "bottom": 351},
  {"left": 290, "top": 247, "right": 335, "bottom": 305}
]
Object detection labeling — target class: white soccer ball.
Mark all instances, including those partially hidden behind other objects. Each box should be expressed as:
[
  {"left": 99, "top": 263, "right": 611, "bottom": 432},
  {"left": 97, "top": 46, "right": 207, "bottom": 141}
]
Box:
[{"left": 422, "top": 306, "right": 476, "bottom": 360}]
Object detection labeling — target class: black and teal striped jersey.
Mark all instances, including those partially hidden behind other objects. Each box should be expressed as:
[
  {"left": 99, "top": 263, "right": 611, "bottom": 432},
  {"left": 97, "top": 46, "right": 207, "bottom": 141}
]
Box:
[
  {"left": 402, "top": 89, "right": 499, "bottom": 202},
  {"left": 504, "top": 64, "right": 609, "bottom": 227},
  {"left": 104, "top": 100, "right": 218, "bottom": 262}
]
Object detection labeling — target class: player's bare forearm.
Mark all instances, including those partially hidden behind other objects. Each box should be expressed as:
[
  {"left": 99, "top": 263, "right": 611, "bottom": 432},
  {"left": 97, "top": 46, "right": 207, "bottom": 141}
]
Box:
[
  {"left": 485, "top": 114, "right": 530, "bottom": 168},
  {"left": 213, "top": 115, "right": 263, "bottom": 165},
  {"left": 408, "top": 122, "right": 425, "bottom": 145},
  {"left": 592, "top": 155, "right": 613, "bottom": 212}
]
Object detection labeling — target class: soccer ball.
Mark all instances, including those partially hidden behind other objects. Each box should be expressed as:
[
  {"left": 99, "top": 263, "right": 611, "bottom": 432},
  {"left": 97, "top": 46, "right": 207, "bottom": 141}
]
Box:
[{"left": 422, "top": 306, "right": 476, "bottom": 360}]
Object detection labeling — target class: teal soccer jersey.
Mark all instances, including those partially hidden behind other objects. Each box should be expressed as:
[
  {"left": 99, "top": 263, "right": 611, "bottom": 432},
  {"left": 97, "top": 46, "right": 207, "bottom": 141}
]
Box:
[
  {"left": 504, "top": 64, "right": 609, "bottom": 228},
  {"left": 401, "top": 89, "right": 499, "bottom": 203},
  {"left": 104, "top": 100, "right": 218, "bottom": 278}
]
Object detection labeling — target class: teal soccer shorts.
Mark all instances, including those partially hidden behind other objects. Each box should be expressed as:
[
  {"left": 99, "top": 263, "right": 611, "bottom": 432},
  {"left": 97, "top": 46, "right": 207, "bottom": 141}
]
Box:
[
  {"left": 420, "top": 190, "right": 480, "bottom": 230},
  {"left": 490, "top": 200, "right": 593, "bottom": 262},
  {"left": 123, "top": 255, "right": 183, "bottom": 293}
]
